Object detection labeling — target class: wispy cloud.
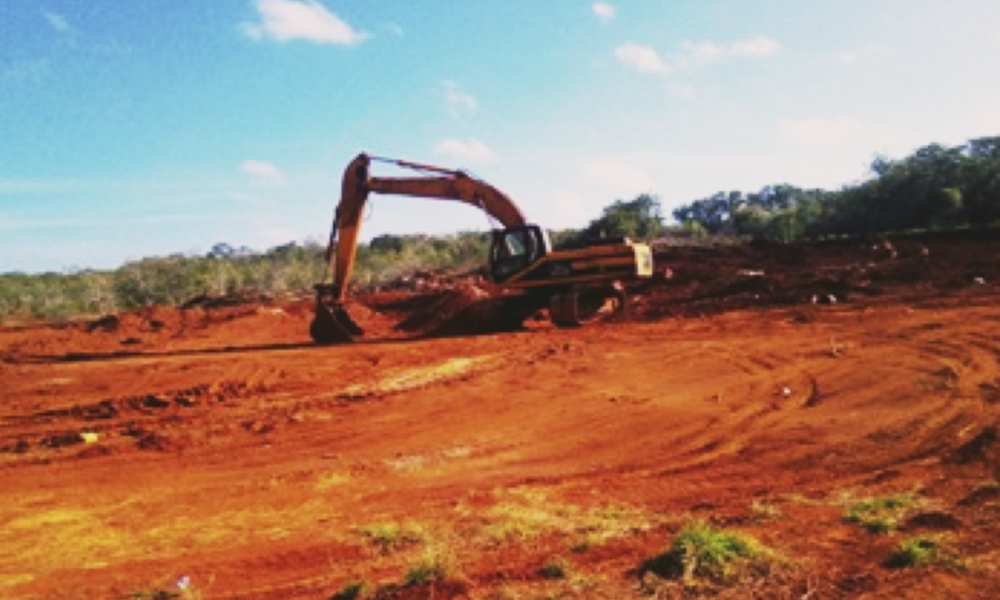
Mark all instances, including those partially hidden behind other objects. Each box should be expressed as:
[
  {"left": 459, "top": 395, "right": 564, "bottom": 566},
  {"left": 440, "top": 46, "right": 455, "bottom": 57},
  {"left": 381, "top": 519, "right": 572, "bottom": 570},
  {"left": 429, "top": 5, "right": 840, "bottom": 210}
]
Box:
[
  {"left": 586, "top": 160, "right": 655, "bottom": 195},
  {"left": 614, "top": 43, "right": 671, "bottom": 75},
  {"left": 2, "top": 59, "right": 49, "bottom": 84},
  {"left": 442, "top": 80, "right": 478, "bottom": 117},
  {"left": 615, "top": 35, "right": 780, "bottom": 76},
  {"left": 385, "top": 22, "right": 404, "bottom": 37},
  {"left": 0, "top": 213, "right": 218, "bottom": 231},
  {"left": 43, "top": 10, "right": 72, "bottom": 33},
  {"left": 241, "top": 160, "right": 287, "bottom": 186},
  {"left": 677, "top": 36, "right": 780, "bottom": 67},
  {"left": 837, "top": 43, "right": 889, "bottom": 66},
  {"left": 592, "top": 3, "right": 616, "bottom": 23},
  {"left": 777, "top": 116, "right": 900, "bottom": 152},
  {"left": 434, "top": 138, "right": 496, "bottom": 163},
  {"left": 242, "top": 0, "right": 368, "bottom": 45},
  {"left": 667, "top": 82, "right": 697, "bottom": 101}
]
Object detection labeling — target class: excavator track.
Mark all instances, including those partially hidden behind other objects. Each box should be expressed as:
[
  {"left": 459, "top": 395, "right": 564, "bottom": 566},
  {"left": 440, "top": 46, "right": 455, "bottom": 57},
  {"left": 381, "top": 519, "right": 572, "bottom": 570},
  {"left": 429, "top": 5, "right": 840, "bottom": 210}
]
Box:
[{"left": 549, "top": 287, "right": 625, "bottom": 327}]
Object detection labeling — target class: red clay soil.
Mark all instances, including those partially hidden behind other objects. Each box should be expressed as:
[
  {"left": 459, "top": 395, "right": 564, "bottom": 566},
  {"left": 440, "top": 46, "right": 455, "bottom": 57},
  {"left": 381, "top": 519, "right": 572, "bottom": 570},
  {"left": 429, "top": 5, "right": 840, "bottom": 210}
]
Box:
[{"left": 3, "top": 230, "right": 1000, "bottom": 599}]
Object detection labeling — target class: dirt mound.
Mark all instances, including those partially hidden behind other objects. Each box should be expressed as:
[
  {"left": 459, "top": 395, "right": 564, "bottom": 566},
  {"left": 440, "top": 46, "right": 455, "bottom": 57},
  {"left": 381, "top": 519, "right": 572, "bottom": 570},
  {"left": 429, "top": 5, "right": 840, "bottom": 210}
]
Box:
[{"left": 393, "top": 286, "right": 490, "bottom": 334}]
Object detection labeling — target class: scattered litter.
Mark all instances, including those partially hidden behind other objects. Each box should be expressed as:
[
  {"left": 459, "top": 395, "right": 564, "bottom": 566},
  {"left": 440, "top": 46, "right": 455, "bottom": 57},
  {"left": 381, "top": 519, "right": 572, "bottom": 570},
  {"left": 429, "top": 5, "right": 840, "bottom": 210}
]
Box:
[
  {"left": 974, "top": 277, "right": 986, "bottom": 285},
  {"left": 79, "top": 432, "right": 99, "bottom": 444},
  {"left": 737, "top": 269, "right": 765, "bottom": 277},
  {"left": 177, "top": 575, "right": 191, "bottom": 590}
]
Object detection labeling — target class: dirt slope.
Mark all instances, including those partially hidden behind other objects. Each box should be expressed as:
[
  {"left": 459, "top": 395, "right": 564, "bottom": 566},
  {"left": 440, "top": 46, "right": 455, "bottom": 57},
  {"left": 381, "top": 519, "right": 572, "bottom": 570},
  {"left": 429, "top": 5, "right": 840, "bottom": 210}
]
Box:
[{"left": 2, "top": 230, "right": 1000, "bottom": 599}]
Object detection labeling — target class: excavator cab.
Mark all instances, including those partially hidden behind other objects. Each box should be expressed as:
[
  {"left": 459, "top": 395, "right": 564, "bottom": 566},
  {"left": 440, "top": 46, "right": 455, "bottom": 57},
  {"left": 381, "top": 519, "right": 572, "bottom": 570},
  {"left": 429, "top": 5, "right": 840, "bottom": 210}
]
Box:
[{"left": 489, "top": 225, "right": 551, "bottom": 283}]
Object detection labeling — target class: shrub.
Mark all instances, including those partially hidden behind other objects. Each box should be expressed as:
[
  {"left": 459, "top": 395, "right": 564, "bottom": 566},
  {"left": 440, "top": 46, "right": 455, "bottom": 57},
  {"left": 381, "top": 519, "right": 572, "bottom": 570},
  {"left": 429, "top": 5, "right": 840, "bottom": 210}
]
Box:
[
  {"left": 642, "top": 520, "right": 774, "bottom": 582},
  {"left": 540, "top": 556, "right": 573, "bottom": 580}
]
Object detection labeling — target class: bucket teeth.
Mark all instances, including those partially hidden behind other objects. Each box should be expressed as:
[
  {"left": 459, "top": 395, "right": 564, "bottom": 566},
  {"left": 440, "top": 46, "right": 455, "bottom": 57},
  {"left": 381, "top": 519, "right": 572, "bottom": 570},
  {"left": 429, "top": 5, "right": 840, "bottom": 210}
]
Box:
[{"left": 310, "top": 304, "right": 361, "bottom": 344}]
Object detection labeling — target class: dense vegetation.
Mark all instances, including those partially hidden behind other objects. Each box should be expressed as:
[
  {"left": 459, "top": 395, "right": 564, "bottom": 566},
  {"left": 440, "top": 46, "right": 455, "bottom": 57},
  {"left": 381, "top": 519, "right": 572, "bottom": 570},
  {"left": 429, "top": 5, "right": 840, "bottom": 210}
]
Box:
[
  {"left": 673, "top": 136, "right": 1000, "bottom": 241},
  {"left": 2, "top": 135, "right": 997, "bottom": 323}
]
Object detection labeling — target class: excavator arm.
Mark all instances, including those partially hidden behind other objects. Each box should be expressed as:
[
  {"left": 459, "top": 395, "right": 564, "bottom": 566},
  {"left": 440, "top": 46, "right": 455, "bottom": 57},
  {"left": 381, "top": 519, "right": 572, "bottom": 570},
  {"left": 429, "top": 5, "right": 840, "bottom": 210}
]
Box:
[
  {"left": 311, "top": 153, "right": 528, "bottom": 343},
  {"left": 325, "top": 153, "right": 526, "bottom": 304}
]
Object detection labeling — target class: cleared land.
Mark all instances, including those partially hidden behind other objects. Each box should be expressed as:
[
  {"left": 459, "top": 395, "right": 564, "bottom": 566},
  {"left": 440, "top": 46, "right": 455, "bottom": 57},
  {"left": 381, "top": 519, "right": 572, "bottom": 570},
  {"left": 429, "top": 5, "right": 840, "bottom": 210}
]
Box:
[{"left": 2, "top": 231, "right": 1000, "bottom": 599}]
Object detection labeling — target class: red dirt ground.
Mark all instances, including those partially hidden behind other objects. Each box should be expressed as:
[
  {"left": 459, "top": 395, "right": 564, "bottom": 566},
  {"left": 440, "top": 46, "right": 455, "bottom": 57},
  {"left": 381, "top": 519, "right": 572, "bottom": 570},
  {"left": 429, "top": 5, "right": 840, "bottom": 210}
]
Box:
[{"left": 3, "top": 230, "right": 1000, "bottom": 599}]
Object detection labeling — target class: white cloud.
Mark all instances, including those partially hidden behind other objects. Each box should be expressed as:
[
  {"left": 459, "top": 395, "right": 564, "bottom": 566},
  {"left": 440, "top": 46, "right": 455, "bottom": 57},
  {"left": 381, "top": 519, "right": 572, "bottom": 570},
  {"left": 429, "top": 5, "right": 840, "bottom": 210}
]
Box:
[
  {"left": 614, "top": 43, "right": 671, "bottom": 75},
  {"left": 242, "top": 0, "right": 368, "bottom": 45},
  {"left": 615, "top": 36, "right": 778, "bottom": 76},
  {"left": 43, "top": 11, "right": 71, "bottom": 33},
  {"left": 777, "top": 116, "right": 901, "bottom": 152},
  {"left": 434, "top": 138, "right": 496, "bottom": 163},
  {"left": 730, "top": 36, "right": 781, "bottom": 58},
  {"left": 592, "top": 3, "right": 616, "bottom": 22},
  {"left": 678, "top": 35, "right": 780, "bottom": 67},
  {"left": 586, "top": 160, "right": 656, "bottom": 196},
  {"left": 442, "top": 80, "right": 478, "bottom": 117},
  {"left": 241, "top": 160, "right": 287, "bottom": 186}
]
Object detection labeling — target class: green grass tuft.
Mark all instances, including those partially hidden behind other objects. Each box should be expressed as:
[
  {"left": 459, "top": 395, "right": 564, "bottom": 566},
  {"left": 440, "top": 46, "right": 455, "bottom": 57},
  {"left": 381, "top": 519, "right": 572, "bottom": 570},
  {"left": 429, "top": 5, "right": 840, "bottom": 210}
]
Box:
[
  {"left": 404, "top": 548, "right": 454, "bottom": 586},
  {"left": 843, "top": 493, "right": 915, "bottom": 534},
  {"left": 885, "top": 535, "right": 950, "bottom": 569},
  {"left": 360, "top": 521, "right": 427, "bottom": 552},
  {"left": 642, "top": 520, "right": 774, "bottom": 583}
]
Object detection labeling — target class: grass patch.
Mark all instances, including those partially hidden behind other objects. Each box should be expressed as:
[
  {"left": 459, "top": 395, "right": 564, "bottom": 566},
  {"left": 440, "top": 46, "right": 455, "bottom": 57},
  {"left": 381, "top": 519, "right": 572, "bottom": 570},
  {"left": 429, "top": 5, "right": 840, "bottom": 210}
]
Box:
[
  {"left": 641, "top": 520, "right": 775, "bottom": 583},
  {"left": 570, "top": 531, "right": 608, "bottom": 553},
  {"left": 885, "top": 535, "right": 954, "bottom": 569},
  {"left": 405, "top": 547, "right": 455, "bottom": 586},
  {"left": 475, "top": 488, "right": 656, "bottom": 547},
  {"left": 750, "top": 499, "right": 782, "bottom": 522},
  {"left": 843, "top": 493, "right": 915, "bottom": 534},
  {"left": 360, "top": 521, "right": 428, "bottom": 552}
]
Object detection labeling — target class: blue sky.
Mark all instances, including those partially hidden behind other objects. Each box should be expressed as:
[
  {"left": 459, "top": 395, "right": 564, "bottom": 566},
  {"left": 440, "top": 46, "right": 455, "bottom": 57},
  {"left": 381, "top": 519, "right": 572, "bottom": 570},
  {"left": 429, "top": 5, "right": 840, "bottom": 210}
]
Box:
[{"left": 2, "top": 1, "right": 999, "bottom": 273}]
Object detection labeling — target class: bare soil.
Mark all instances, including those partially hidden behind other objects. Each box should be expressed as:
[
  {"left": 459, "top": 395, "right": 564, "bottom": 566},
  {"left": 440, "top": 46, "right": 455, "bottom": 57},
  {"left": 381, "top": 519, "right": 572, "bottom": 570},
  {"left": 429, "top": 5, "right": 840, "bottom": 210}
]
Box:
[{"left": 3, "top": 230, "right": 1000, "bottom": 599}]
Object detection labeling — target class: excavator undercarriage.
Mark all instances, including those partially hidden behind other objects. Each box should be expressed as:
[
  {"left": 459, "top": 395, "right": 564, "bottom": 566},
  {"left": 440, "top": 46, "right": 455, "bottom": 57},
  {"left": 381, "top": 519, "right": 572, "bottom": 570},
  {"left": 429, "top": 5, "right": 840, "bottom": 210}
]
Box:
[{"left": 309, "top": 153, "right": 653, "bottom": 344}]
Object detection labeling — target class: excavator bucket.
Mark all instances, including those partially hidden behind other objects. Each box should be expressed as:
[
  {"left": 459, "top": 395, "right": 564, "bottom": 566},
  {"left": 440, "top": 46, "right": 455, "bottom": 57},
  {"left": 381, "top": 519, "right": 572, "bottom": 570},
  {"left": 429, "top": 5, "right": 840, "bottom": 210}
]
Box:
[{"left": 310, "top": 294, "right": 364, "bottom": 344}]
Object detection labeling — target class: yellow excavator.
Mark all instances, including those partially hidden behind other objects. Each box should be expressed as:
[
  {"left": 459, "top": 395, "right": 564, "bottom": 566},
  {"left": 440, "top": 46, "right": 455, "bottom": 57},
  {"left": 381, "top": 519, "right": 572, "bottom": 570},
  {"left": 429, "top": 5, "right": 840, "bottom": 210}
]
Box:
[{"left": 310, "top": 153, "right": 654, "bottom": 343}]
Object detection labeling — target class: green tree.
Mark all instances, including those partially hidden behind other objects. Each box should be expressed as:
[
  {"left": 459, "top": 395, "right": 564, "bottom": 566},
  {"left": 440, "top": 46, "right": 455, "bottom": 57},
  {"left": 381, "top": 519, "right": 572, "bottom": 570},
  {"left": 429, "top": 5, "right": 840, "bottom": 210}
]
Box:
[{"left": 583, "top": 194, "right": 664, "bottom": 240}]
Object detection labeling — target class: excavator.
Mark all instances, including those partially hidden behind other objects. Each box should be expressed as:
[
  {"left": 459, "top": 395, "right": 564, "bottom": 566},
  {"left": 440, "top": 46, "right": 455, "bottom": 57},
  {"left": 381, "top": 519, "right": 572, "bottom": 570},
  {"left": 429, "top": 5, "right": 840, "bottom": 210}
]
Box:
[{"left": 310, "top": 153, "right": 654, "bottom": 344}]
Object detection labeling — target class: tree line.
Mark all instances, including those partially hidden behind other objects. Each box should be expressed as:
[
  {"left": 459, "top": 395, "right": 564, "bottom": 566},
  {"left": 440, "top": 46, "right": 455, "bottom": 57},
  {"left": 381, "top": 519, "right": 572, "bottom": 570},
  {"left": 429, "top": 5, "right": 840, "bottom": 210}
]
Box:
[
  {"left": 672, "top": 136, "right": 1000, "bottom": 241},
  {"left": 2, "top": 134, "right": 997, "bottom": 323}
]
